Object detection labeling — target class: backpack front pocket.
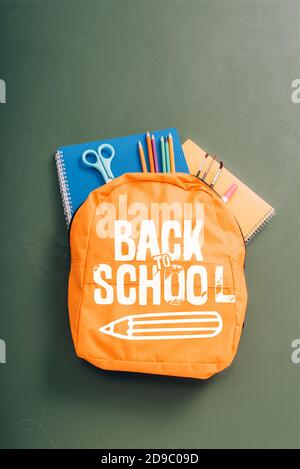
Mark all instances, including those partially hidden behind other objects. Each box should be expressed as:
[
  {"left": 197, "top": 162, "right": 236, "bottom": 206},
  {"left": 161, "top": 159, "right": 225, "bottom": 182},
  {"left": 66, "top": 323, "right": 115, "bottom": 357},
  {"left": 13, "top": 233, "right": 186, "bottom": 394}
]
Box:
[{"left": 75, "top": 258, "right": 238, "bottom": 373}]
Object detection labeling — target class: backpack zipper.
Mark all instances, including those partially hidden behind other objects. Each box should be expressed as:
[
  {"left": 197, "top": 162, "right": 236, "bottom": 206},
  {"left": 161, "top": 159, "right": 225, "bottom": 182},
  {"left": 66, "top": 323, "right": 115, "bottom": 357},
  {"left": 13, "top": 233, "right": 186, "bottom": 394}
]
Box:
[{"left": 191, "top": 175, "right": 246, "bottom": 268}]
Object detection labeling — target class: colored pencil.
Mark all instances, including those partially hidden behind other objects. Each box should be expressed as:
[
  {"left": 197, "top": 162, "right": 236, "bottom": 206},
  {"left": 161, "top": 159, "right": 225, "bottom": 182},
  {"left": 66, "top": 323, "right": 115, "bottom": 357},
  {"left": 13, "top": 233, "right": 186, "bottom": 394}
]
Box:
[
  {"left": 165, "top": 137, "right": 170, "bottom": 172},
  {"left": 138, "top": 140, "right": 148, "bottom": 173},
  {"left": 160, "top": 136, "right": 166, "bottom": 173},
  {"left": 151, "top": 134, "right": 159, "bottom": 172},
  {"left": 168, "top": 133, "right": 175, "bottom": 172},
  {"left": 100, "top": 311, "right": 223, "bottom": 340},
  {"left": 146, "top": 131, "right": 155, "bottom": 172}
]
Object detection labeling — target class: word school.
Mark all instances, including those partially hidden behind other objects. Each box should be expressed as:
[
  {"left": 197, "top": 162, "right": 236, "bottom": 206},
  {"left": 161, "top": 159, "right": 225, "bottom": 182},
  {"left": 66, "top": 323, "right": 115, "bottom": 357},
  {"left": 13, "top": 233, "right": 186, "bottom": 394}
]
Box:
[{"left": 93, "top": 262, "right": 234, "bottom": 305}]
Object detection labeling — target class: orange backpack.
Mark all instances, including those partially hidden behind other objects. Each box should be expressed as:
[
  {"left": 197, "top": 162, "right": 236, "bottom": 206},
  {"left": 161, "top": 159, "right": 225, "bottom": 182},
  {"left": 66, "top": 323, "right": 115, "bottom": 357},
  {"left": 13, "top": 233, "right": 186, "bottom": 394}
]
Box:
[{"left": 68, "top": 173, "right": 247, "bottom": 379}]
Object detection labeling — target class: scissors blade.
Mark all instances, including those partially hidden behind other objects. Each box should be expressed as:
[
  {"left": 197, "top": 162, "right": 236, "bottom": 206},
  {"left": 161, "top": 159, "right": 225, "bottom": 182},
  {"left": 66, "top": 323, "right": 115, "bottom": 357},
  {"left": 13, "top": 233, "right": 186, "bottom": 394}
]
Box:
[{"left": 102, "top": 164, "right": 114, "bottom": 180}]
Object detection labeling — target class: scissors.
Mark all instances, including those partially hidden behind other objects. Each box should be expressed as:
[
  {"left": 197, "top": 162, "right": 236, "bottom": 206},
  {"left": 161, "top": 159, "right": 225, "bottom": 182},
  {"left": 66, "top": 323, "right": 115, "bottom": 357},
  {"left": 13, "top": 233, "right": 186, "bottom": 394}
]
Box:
[{"left": 81, "top": 143, "right": 115, "bottom": 183}]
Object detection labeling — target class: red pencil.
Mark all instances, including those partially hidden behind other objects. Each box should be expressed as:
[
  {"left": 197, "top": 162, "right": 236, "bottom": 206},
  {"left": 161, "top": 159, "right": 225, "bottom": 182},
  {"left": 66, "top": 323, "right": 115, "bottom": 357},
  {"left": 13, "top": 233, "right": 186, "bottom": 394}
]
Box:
[{"left": 146, "top": 131, "right": 155, "bottom": 172}]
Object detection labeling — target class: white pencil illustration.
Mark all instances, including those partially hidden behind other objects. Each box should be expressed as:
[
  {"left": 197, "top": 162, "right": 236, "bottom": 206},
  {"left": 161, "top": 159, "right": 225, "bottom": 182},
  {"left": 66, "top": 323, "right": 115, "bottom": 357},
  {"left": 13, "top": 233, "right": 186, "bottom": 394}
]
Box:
[{"left": 99, "top": 311, "right": 222, "bottom": 340}]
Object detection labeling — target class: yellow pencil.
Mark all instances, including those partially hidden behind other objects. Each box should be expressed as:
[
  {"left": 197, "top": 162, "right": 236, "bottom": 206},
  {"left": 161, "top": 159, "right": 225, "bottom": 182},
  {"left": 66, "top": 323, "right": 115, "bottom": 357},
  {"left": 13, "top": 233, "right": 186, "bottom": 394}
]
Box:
[
  {"left": 168, "top": 133, "right": 175, "bottom": 172},
  {"left": 138, "top": 140, "right": 148, "bottom": 173}
]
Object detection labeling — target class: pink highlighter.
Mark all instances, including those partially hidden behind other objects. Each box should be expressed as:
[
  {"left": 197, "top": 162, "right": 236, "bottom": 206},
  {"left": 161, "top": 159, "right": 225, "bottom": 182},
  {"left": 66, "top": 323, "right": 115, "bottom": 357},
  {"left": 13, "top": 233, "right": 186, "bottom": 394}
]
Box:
[{"left": 222, "top": 183, "right": 238, "bottom": 204}]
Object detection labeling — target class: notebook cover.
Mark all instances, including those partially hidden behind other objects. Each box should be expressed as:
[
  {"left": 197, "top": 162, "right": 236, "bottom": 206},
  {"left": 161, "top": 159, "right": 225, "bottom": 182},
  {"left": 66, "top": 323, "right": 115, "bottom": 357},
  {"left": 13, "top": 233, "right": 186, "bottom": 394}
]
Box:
[
  {"left": 56, "top": 128, "right": 188, "bottom": 225},
  {"left": 182, "top": 139, "right": 275, "bottom": 244}
]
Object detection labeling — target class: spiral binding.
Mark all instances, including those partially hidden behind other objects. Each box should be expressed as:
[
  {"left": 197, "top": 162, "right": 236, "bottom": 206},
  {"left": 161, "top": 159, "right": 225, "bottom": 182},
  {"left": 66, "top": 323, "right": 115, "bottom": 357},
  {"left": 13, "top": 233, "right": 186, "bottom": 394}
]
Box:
[
  {"left": 55, "top": 150, "right": 73, "bottom": 226},
  {"left": 245, "top": 208, "right": 275, "bottom": 244}
]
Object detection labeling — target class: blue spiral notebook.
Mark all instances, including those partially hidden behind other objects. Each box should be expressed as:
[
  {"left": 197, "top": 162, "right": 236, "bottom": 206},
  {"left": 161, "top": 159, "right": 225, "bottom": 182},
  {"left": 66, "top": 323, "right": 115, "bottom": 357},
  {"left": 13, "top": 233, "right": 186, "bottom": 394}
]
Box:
[{"left": 55, "top": 128, "right": 188, "bottom": 226}]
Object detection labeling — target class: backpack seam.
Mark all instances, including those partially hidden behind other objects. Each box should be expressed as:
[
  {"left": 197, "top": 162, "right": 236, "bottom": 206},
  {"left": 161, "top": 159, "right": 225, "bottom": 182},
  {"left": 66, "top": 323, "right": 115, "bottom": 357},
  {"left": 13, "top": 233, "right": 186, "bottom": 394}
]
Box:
[{"left": 74, "top": 199, "right": 95, "bottom": 353}]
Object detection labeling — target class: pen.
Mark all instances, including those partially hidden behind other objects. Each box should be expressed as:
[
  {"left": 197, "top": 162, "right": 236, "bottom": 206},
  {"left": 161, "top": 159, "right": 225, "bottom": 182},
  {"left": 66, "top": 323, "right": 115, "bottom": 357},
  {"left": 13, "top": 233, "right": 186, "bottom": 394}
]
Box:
[
  {"left": 210, "top": 161, "right": 224, "bottom": 188},
  {"left": 202, "top": 154, "right": 216, "bottom": 181},
  {"left": 196, "top": 152, "right": 209, "bottom": 178}
]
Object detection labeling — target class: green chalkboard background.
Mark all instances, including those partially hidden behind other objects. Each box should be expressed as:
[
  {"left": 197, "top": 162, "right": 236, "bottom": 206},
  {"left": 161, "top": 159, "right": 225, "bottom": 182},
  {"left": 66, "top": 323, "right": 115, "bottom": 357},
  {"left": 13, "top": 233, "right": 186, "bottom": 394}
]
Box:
[{"left": 0, "top": 0, "right": 299, "bottom": 449}]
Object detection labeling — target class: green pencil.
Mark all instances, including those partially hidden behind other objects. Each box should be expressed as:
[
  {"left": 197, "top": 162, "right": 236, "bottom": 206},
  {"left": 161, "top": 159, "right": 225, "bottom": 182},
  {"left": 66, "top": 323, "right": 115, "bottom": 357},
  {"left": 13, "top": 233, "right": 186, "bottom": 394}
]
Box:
[
  {"left": 165, "top": 137, "right": 170, "bottom": 173},
  {"left": 160, "top": 136, "right": 166, "bottom": 173}
]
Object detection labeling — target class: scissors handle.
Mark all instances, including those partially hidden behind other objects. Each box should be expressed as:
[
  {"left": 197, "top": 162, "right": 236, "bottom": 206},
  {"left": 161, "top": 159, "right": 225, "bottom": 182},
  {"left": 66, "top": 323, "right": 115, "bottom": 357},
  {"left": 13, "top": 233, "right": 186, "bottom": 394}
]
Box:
[
  {"left": 98, "top": 144, "right": 115, "bottom": 180},
  {"left": 81, "top": 147, "right": 113, "bottom": 183}
]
